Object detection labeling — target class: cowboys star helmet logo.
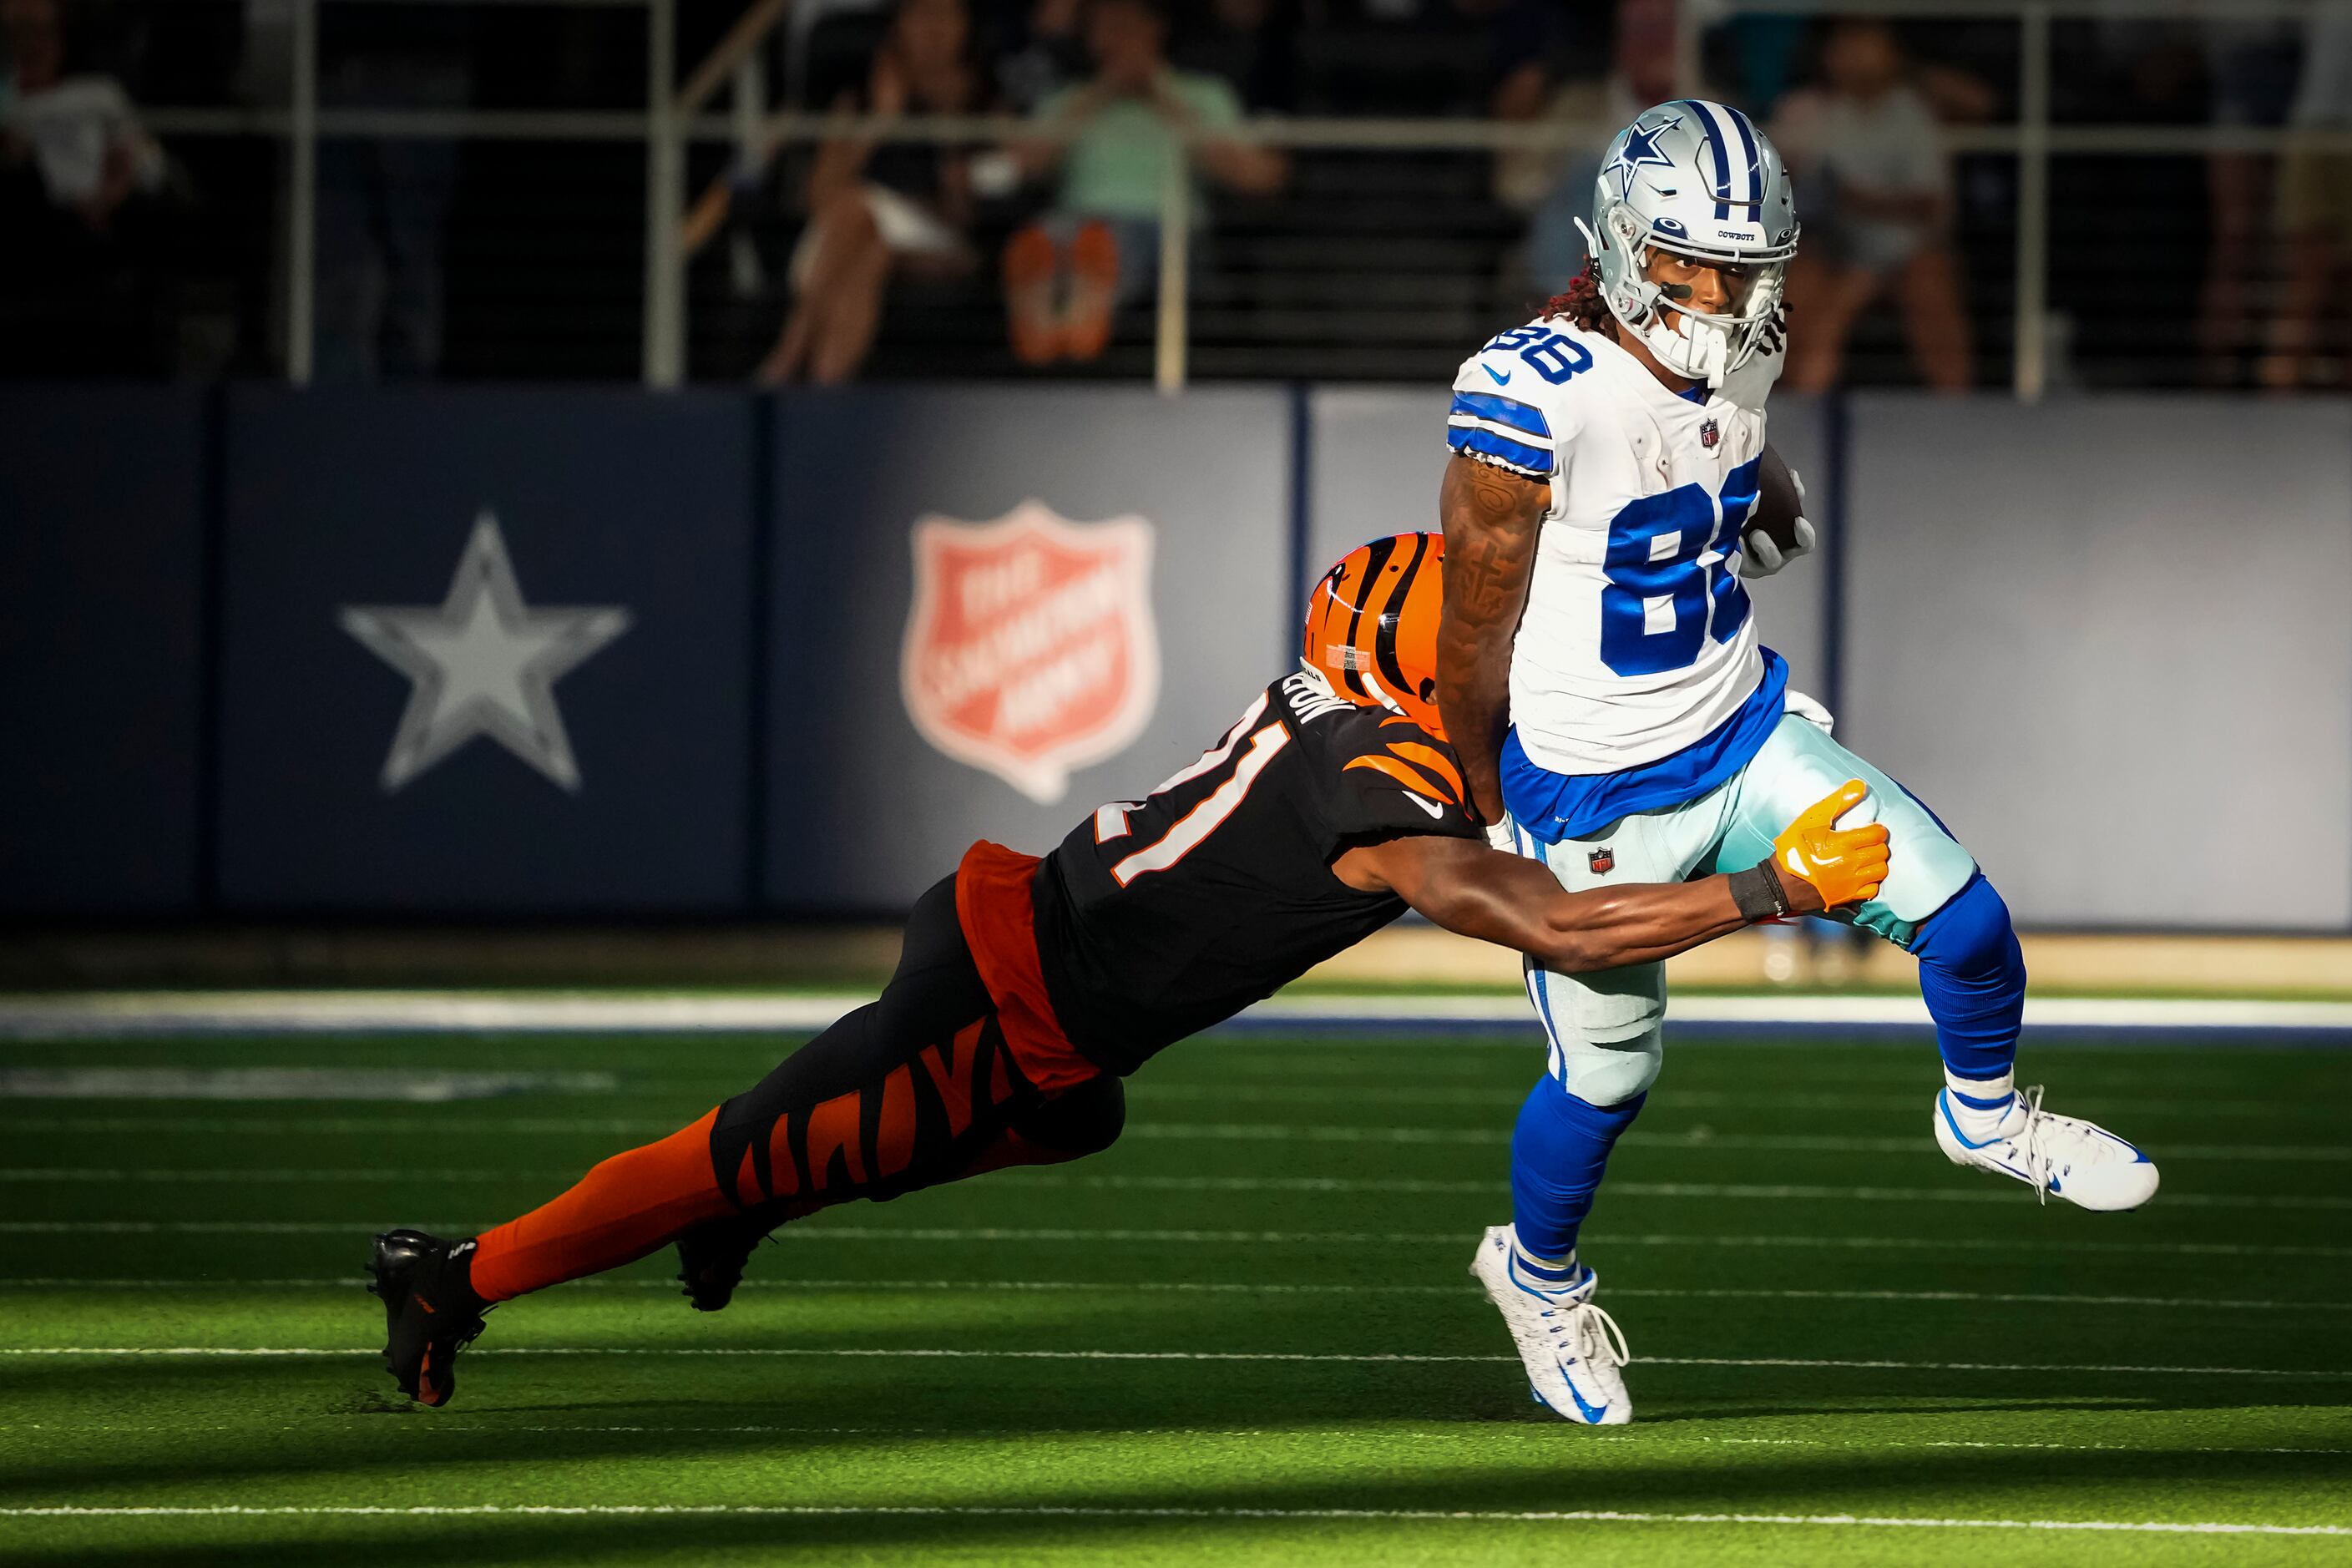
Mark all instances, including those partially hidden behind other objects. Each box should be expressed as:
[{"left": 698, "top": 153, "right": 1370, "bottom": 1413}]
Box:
[{"left": 1606, "top": 113, "right": 1682, "bottom": 200}]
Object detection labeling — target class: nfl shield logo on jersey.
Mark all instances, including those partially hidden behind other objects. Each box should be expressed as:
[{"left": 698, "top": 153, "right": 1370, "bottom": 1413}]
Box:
[
  {"left": 901, "top": 499, "right": 1161, "bottom": 804},
  {"left": 1699, "top": 418, "right": 1720, "bottom": 450},
  {"left": 1589, "top": 847, "right": 1616, "bottom": 875}
]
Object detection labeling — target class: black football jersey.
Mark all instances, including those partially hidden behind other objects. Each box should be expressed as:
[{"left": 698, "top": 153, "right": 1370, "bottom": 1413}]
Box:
[{"left": 1030, "top": 670, "right": 1483, "bottom": 1074}]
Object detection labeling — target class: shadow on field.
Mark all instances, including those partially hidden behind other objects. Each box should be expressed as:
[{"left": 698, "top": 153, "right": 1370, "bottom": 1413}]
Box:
[{"left": 13, "top": 1432, "right": 2352, "bottom": 1568}]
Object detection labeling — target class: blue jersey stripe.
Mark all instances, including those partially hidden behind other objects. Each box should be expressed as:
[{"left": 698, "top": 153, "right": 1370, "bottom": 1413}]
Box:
[
  {"left": 1449, "top": 425, "right": 1554, "bottom": 476},
  {"left": 1450, "top": 390, "right": 1553, "bottom": 442}
]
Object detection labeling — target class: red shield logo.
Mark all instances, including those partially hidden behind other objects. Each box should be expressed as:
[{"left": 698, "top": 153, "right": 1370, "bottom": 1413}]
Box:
[
  {"left": 1589, "top": 847, "right": 1616, "bottom": 876},
  {"left": 901, "top": 500, "right": 1160, "bottom": 803},
  {"left": 1699, "top": 418, "right": 1721, "bottom": 450}
]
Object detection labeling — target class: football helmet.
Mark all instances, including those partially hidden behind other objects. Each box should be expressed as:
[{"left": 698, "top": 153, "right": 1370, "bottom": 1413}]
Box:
[
  {"left": 1302, "top": 532, "right": 1445, "bottom": 737},
  {"left": 1576, "top": 99, "right": 1799, "bottom": 387}
]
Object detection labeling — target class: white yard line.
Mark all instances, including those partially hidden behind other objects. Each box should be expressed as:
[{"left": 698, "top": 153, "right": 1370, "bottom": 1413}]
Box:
[
  {"left": 5, "top": 1346, "right": 2351, "bottom": 1380},
  {"left": 6, "top": 990, "right": 2352, "bottom": 1038},
  {"left": 3, "top": 1424, "right": 2347, "bottom": 1460},
  {"left": 0, "top": 1166, "right": 2338, "bottom": 1211},
  {"left": 0, "top": 1222, "right": 2338, "bottom": 1257},
  {"left": 2, "top": 1503, "right": 2344, "bottom": 1536},
  {"left": 1, "top": 1117, "right": 2339, "bottom": 1163},
  {"left": 1, "top": 1277, "right": 2340, "bottom": 1313}
]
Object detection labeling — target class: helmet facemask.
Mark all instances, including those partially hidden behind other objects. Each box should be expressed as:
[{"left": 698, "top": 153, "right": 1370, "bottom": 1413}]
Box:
[{"left": 1577, "top": 200, "right": 1793, "bottom": 388}]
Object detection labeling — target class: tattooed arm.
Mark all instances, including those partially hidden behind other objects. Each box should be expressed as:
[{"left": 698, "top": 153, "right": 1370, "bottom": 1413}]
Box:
[{"left": 1434, "top": 453, "right": 1549, "bottom": 825}]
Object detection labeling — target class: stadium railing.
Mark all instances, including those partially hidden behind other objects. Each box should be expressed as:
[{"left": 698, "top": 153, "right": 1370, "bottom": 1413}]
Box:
[{"left": 137, "top": 0, "right": 2352, "bottom": 397}]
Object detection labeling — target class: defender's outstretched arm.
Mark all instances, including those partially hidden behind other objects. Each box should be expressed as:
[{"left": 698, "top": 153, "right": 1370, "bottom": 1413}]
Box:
[
  {"left": 1434, "top": 453, "right": 1549, "bottom": 824},
  {"left": 1335, "top": 781, "right": 1890, "bottom": 974}
]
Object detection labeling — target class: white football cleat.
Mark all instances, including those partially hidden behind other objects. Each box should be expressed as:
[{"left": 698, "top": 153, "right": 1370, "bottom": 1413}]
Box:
[
  {"left": 1935, "top": 1085, "right": 2159, "bottom": 1211},
  {"left": 1468, "top": 1224, "right": 1631, "bottom": 1425}
]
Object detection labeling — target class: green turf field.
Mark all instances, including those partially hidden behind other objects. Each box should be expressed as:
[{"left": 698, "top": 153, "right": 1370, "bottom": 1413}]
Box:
[{"left": 2, "top": 1024, "right": 2349, "bottom": 1565}]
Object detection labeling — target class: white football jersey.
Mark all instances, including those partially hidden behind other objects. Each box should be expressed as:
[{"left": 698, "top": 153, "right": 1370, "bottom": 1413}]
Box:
[{"left": 1447, "top": 316, "right": 1782, "bottom": 776}]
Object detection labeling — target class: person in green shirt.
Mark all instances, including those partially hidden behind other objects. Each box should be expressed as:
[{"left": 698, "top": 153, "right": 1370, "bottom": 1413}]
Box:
[{"left": 1001, "top": 0, "right": 1286, "bottom": 362}]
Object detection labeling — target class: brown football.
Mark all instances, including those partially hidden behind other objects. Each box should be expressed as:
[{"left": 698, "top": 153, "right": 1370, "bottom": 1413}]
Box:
[{"left": 1746, "top": 445, "right": 1807, "bottom": 554}]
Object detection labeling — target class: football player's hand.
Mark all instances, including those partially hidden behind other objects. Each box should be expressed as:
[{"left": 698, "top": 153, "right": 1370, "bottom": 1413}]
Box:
[
  {"left": 1484, "top": 816, "right": 1515, "bottom": 854},
  {"left": 1772, "top": 779, "right": 1889, "bottom": 909},
  {"left": 1740, "top": 511, "right": 1816, "bottom": 579}
]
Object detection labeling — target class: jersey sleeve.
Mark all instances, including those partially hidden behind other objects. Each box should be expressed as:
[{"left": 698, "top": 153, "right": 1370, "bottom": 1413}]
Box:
[
  {"left": 1447, "top": 326, "right": 1589, "bottom": 483},
  {"left": 1314, "top": 711, "right": 1485, "bottom": 845}
]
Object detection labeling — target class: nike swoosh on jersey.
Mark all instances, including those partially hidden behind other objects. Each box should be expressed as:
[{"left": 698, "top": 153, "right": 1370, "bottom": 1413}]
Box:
[
  {"left": 1402, "top": 792, "right": 1445, "bottom": 819},
  {"left": 1483, "top": 363, "right": 1512, "bottom": 385}
]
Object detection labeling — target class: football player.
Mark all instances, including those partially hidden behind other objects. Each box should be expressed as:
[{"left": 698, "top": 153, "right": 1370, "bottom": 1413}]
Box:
[
  {"left": 1435, "top": 101, "right": 2157, "bottom": 1426},
  {"left": 366, "top": 533, "right": 1891, "bottom": 1408}
]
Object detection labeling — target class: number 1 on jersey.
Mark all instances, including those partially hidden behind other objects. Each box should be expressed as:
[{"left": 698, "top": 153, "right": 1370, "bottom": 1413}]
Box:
[{"left": 1094, "top": 695, "right": 1292, "bottom": 887}]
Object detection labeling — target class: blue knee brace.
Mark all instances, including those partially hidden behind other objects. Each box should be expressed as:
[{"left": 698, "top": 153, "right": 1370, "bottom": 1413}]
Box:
[
  {"left": 1909, "top": 873, "right": 2025, "bottom": 1081},
  {"left": 1510, "top": 1075, "right": 1645, "bottom": 1261}
]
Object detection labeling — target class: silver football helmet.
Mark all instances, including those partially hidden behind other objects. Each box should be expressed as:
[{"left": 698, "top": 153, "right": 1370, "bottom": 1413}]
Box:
[{"left": 1575, "top": 99, "right": 1799, "bottom": 387}]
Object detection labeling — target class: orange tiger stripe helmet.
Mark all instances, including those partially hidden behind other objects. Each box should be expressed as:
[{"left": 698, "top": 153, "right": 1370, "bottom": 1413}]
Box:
[{"left": 1302, "top": 532, "right": 1447, "bottom": 738}]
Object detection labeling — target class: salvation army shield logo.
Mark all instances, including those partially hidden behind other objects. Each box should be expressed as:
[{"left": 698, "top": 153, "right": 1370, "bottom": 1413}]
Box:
[{"left": 900, "top": 500, "right": 1160, "bottom": 804}]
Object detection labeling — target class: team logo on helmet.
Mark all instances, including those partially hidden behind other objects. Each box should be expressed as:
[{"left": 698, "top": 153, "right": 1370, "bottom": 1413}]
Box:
[
  {"left": 1606, "top": 113, "right": 1682, "bottom": 200},
  {"left": 1589, "top": 847, "right": 1616, "bottom": 875},
  {"left": 901, "top": 500, "right": 1159, "bottom": 805}
]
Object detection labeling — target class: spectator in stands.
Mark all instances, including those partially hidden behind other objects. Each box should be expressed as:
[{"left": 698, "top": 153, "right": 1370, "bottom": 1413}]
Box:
[
  {"left": 997, "top": 0, "right": 1088, "bottom": 113},
  {"left": 1773, "top": 17, "right": 1971, "bottom": 392},
  {"left": 756, "top": 0, "right": 984, "bottom": 385},
  {"left": 999, "top": 0, "right": 1286, "bottom": 364},
  {"left": 2261, "top": 3, "right": 2352, "bottom": 392},
  {"left": 2196, "top": 18, "right": 2300, "bottom": 385},
  {"left": 1492, "top": 0, "right": 1681, "bottom": 301},
  {"left": 311, "top": 0, "right": 472, "bottom": 379},
  {"left": 0, "top": 0, "right": 169, "bottom": 373},
  {"left": 1172, "top": 0, "right": 1299, "bottom": 116}
]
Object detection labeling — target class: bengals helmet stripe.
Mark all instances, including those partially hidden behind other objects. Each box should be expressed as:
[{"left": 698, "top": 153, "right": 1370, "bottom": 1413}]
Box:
[
  {"left": 1374, "top": 533, "right": 1433, "bottom": 699},
  {"left": 1302, "top": 531, "right": 1446, "bottom": 739},
  {"left": 1335, "top": 534, "right": 1399, "bottom": 701}
]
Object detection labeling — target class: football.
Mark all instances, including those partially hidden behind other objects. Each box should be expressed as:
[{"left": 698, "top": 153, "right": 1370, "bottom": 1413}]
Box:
[{"left": 1746, "top": 444, "right": 1808, "bottom": 555}]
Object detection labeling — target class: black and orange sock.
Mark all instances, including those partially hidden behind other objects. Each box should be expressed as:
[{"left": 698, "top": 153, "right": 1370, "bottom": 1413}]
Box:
[{"left": 468, "top": 1109, "right": 734, "bottom": 1303}]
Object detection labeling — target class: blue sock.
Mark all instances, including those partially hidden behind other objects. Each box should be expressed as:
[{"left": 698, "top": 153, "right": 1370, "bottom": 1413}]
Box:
[
  {"left": 1510, "top": 1075, "right": 1646, "bottom": 1272},
  {"left": 1910, "top": 874, "right": 2025, "bottom": 1084}
]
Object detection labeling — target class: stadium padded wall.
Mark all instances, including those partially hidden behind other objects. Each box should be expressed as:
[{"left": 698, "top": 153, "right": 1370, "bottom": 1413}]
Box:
[
  {"left": 1841, "top": 394, "right": 2352, "bottom": 931},
  {"left": 0, "top": 385, "right": 2344, "bottom": 928},
  {"left": 212, "top": 387, "right": 758, "bottom": 913},
  {"left": 0, "top": 387, "right": 208, "bottom": 913},
  {"left": 765, "top": 386, "right": 1292, "bottom": 912}
]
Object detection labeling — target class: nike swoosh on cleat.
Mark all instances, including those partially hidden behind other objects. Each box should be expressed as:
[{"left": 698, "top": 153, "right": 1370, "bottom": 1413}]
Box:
[
  {"left": 1484, "top": 363, "right": 1511, "bottom": 385},
  {"left": 1559, "top": 1368, "right": 1609, "bottom": 1424}
]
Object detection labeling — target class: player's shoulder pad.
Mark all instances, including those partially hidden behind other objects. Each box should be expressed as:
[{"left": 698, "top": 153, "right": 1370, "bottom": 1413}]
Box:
[
  {"left": 1277, "top": 671, "right": 1481, "bottom": 842},
  {"left": 1449, "top": 316, "right": 1601, "bottom": 483}
]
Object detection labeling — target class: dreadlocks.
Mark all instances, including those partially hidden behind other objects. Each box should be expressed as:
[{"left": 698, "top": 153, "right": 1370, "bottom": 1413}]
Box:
[{"left": 1542, "top": 255, "right": 1611, "bottom": 334}]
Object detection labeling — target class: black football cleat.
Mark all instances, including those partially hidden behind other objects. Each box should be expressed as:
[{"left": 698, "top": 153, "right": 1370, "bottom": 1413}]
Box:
[
  {"left": 367, "top": 1229, "right": 492, "bottom": 1407},
  {"left": 675, "top": 1206, "right": 787, "bottom": 1313}
]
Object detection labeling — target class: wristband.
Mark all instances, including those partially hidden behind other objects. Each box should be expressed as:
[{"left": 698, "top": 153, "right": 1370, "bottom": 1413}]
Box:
[{"left": 1727, "top": 858, "right": 1793, "bottom": 922}]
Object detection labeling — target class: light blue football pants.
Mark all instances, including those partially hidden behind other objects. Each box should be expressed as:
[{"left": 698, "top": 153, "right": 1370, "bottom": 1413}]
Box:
[{"left": 1507, "top": 700, "right": 1981, "bottom": 1108}]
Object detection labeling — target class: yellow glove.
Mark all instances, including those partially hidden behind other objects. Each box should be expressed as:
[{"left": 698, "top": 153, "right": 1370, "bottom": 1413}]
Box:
[{"left": 1772, "top": 779, "right": 1890, "bottom": 908}]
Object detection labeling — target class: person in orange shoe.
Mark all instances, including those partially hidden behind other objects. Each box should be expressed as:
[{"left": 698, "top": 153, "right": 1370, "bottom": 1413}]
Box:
[
  {"left": 996, "top": 0, "right": 1284, "bottom": 362},
  {"left": 366, "top": 534, "right": 1888, "bottom": 1408}
]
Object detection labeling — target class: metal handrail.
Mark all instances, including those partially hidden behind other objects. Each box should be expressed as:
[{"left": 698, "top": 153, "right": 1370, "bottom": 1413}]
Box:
[{"left": 186, "top": 0, "right": 2352, "bottom": 392}]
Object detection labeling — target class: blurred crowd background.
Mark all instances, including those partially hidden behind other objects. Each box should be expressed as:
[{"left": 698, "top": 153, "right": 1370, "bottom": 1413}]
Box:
[{"left": 2, "top": 0, "right": 2347, "bottom": 391}]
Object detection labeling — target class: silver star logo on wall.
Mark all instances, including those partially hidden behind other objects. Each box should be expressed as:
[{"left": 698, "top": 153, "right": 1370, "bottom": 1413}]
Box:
[{"left": 339, "top": 511, "right": 631, "bottom": 793}]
